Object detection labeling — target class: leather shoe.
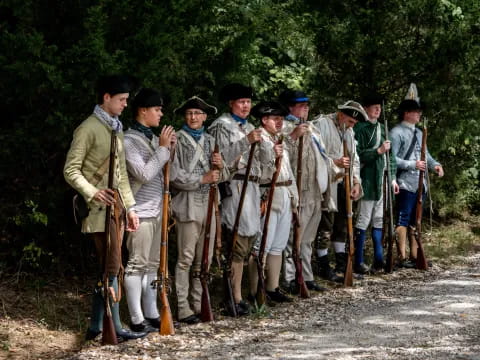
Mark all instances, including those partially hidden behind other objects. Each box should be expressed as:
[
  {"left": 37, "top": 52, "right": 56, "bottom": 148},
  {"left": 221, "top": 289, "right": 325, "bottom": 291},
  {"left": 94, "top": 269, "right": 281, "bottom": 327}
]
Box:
[
  {"left": 116, "top": 328, "right": 147, "bottom": 341},
  {"left": 266, "top": 288, "right": 293, "bottom": 303},
  {"left": 236, "top": 300, "right": 251, "bottom": 316},
  {"left": 145, "top": 317, "right": 160, "bottom": 329},
  {"left": 85, "top": 329, "right": 101, "bottom": 341},
  {"left": 130, "top": 320, "right": 157, "bottom": 333},
  {"left": 354, "top": 263, "right": 370, "bottom": 274},
  {"left": 305, "top": 281, "right": 327, "bottom": 292},
  {"left": 179, "top": 314, "right": 201, "bottom": 325}
]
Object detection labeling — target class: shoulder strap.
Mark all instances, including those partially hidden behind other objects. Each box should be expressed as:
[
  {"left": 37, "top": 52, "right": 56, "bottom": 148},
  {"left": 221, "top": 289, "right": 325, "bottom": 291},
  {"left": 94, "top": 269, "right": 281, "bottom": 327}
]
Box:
[
  {"left": 403, "top": 129, "right": 418, "bottom": 161},
  {"left": 178, "top": 130, "right": 209, "bottom": 173},
  {"left": 88, "top": 134, "right": 117, "bottom": 186}
]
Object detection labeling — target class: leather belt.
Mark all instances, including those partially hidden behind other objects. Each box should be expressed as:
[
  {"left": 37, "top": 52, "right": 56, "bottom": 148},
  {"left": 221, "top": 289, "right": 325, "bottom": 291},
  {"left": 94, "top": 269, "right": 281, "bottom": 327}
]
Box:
[
  {"left": 232, "top": 174, "right": 260, "bottom": 183},
  {"left": 260, "top": 180, "right": 293, "bottom": 188}
]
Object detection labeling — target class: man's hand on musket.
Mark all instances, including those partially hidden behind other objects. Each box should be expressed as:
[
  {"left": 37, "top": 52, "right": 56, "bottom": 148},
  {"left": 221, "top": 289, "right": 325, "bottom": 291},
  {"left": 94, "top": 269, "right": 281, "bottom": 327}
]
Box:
[
  {"left": 351, "top": 182, "right": 361, "bottom": 201},
  {"left": 126, "top": 210, "right": 140, "bottom": 232},
  {"left": 334, "top": 156, "right": 350, "bottom": 168},
  {"left": 435, "top": 165, "right": 444, "bottom": 177},
  {"left": 94, "top": 188, "right": 116, "bottom": 205},
  {"left": 289, "top": 123, "right": 309, "bottom": 141},
  {"left": 415, "top": 160, "right": 426, "bottom": 171},
  {"left": 201, "top": 169, "right": 220, "bottom": 184},
  {"left": 246, "top": 128, "right": 263, "bottom": 144},
  {"left": 273, "top": 143, "right": 283, "bottom": 158},
  {"left": 211, "top": 152, "right": 223, "bottom": 169},
  {"left": 377, "top": 140, "right": 391, "bottom": 155},
  {"left": 392, "top": 179, "right": 400, "bottom": 194}
]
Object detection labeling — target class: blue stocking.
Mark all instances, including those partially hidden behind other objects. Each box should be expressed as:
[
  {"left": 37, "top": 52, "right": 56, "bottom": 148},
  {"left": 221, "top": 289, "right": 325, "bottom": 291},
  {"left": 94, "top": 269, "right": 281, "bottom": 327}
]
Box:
[
  {"left": 354, "top": 228, "right": 366, "bottom": 266},
  {"left": 372, "top": 227, "right": 384, "bottom": 263}
]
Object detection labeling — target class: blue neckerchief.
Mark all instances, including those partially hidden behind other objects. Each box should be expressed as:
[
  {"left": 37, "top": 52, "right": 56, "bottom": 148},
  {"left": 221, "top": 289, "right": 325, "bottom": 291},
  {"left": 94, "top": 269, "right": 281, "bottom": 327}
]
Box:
[
  {"left": 285, "top": 114, "right": 300, "bottom": 124},
  {"left": 93, "top": 105, "right": 123, "bottom": 133},
  {"left": 131, "top": 121, "right": 154, "bottom": 140},
  {"left": 182, "top": 123, "right": 204, "bottom": 142},
  {"left": 231, "top": 113, "right": 247, "bottom": 126}
]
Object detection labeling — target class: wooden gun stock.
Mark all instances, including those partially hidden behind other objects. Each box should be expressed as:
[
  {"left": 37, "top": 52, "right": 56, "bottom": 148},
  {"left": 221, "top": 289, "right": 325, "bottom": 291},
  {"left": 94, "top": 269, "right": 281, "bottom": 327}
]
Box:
[
  {"left": 343, "top": 130, "right": 354, "bottom": 287},
  {"left": 415, "top": 126, "right": 428, "bottom": 270},
  {"left": 293, "top": 120, "right": 309, "bottom": 298},
  {"left": 101, "top": 130, "right": 118, "bottom": 346},
  {"left": 383, "top": 112, "right": 396, "bottom": 274},
  {"left": 159, "top": 158, "right": 175, "bottom": 335},
  {"left": 223, "top": 142, "right": 257, "bottom": 316},
  {"left": 200, "top": 145, "right": 219, "bottom": 322},
  {"left": 256, "top": 138, "right": 283, "bottom": 306}
]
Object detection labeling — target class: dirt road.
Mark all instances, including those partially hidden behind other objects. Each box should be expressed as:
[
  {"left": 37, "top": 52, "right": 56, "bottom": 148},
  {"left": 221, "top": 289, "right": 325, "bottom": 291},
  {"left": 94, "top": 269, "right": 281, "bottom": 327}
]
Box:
[{"left": 68, "top": 254, "right": 480, "bottom": 360}]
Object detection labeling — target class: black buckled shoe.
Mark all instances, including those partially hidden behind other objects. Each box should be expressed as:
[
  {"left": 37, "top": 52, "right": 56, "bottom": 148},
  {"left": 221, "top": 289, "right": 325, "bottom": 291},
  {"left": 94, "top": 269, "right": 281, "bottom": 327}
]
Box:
[
  {"left": 283, "top": 280, "right": 299, "bottom": 295},
  {"left": 179, "top": 314, "right": 201, "bottom": 325},
  {"left": 116, "top": 328, "right": 148, "bottom": 341},
  {"left": 130, "top": 320, "right": 158, "bottom": 333},
  {"left": 266, "top": 288, "right": 293, "bottom": 303},
  {"left": 354, "top": 263, "right": 370, "bottom": 275},
  {"left": 145, "top": 317, "right": 160, "bottom": 329},
  {"left": 236, "top": 300, "right": 251, "bottom": 316},
  {"left": 305, "top": 281, "right": 328, "bottom": 292},
  {"left": 85, "top": 329, "right": 101, "bottom": 341}
]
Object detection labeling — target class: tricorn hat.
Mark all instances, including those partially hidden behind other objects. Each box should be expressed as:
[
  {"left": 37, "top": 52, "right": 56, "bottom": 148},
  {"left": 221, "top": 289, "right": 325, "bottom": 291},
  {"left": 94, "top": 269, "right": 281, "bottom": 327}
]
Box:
[
  {"left": 251, "top": 101, "right": 289, "bottom": 119},
  {"left": 174, "top": 96, "right": 217, "bottom": 115},
  {"left": 361, "top": 93, "right": 385, "bottom": 107},
  {"left": 219, "top": 83, "right": 253, "bottom": 103},
  {"left": 131, "top": 88, "right": 164, "bottom": 113},
  {"left": 96, "top": 74, "right": 136, "bottom": 98},
  {"left": 278, "top": 89, "right": 310, "bottom": 106},
  {"left": 338, "top": 100, "right": 369, "bottom": 122}
]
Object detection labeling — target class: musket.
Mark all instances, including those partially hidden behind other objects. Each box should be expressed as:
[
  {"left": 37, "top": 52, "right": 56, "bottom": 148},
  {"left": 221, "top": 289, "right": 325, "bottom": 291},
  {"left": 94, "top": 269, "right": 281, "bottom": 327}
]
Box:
[
  {"left": 200, "top": 144, "right": 219, "bottom": 322},
  {"left": 101, "top": 130, "right": 118, "bottom": 345},
  {"left": 223, "top": 142, "right": 257, "bottom": 317},
  {"left": 214, "top": 191, "right": 222, "bottom": 268},
  {"left": 158, "top": 150, "right": 175, "bottom": 335},
  {"left": 383, "top": 107, "right": 396, "bottom": 273},
  {"left": 342, "top": 125, "right": 354, "bottom": 287},
  {"left": 292, "top": 119, "right": 309, "bottom": 298},
  {"left": 255, "top": 137, "right": 283, "bottom": 306},
  {"left": 415, "top": 120, "right": 429, "bottom": 270}
]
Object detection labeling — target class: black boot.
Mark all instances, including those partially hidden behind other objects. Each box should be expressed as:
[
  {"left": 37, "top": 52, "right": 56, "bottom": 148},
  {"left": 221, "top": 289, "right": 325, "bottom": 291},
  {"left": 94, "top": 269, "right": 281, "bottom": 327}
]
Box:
[
  {"left": 317, "top": 255, "right": 343, "bottom": 283},
  {"left": 335, "top": 252, "right": 347, "bottom": 274}
]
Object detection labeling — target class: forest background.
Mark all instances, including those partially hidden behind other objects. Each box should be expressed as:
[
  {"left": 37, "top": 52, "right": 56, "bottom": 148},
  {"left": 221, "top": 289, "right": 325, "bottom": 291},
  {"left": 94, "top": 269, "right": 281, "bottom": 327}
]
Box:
[{"left": 0, "top": 0, "right": 479, "bottom": 274}]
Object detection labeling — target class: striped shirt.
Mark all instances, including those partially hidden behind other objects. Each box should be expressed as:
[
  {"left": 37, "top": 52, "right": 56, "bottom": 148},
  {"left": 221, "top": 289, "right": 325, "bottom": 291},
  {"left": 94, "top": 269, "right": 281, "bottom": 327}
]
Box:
[{"left": 124, "top": 129, "right": 171, "bottom": 218}]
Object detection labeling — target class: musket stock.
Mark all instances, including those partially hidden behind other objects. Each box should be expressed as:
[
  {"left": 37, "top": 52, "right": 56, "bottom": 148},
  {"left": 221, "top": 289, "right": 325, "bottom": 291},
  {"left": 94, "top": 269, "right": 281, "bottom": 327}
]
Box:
[
  {"left": 383, "top": 108, "right": 396, "bottom": 273},
  {"left": 101, "top": 130, "right": 118, "bottom": 346},
  {"left": 223, "top": 142, "right": 257, "bottom": 316},
  {"left": 343, "top": 126, "right": 354, "bottom": 287},
  {"left": 158, "top": 154, "right": 175, "bottom": 335},
  {"left": 293, "top": 119, "right": 309, "bottom": 298},
  {"left": 256, "top": 137, "right": 283, "bottom": 306},
  {"left": 415, "top": 124, "right": 428, "bottom": 270},
  {"left": 200, "top": 144, "right": 219, "bottom": 322}
]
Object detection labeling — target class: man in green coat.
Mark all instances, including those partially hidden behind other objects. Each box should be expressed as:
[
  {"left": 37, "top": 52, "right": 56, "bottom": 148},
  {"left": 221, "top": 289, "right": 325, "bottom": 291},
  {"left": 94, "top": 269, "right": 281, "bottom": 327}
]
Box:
[
  {"left": 64, "top": 75, "right": 146, "bottom": 342},
  {"left": 353, "top": 94, "right": 399, "bottom": 273}
]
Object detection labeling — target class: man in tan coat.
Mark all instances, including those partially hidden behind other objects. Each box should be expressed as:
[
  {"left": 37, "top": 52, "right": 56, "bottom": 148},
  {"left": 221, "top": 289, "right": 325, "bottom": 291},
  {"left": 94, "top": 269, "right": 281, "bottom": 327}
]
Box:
[
  {"left": 64, "top": 75, "right": 145, "bottom": 341},
  {"left": 171, "top": 96, "right": 225, "bottom": 324}
]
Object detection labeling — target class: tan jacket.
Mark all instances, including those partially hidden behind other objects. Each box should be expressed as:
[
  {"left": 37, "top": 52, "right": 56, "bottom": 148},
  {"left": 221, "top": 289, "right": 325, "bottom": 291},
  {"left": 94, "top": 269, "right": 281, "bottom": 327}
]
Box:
[{"left": 64, "top": 115, "right": 135, "bottom": 233}]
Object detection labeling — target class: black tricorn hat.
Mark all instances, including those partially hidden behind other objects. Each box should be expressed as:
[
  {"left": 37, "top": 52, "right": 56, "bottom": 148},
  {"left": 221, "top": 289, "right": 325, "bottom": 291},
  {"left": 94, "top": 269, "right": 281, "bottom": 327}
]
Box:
[
  {"left": 361, "top": 93, "right": 385, "bottom": 107},
  {"left": 131, "top": 88, "right": 164, "bottom": 113},
  {"left": 219, "top": 83, "right": 253, "bottom": 103},
  {"left": 174, "top": 96, "right": 217, "bottom": 115},
  {"left": 278, "top": 89, "right": 309, "bottom": 106},
  {"left": 397, "top": 99, "right": 425, "bottom": 118},
  {"left": 251, "top": 101, "right": 289, "bottom": 119},
  {"left": 96, "top": 74, "right": 136, "bottom": 98}
]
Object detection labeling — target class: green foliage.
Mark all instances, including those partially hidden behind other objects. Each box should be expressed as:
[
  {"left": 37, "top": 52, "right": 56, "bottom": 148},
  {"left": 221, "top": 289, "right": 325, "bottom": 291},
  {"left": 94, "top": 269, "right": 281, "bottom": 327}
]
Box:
[{"left": 0, "top": 0, "right": 479, "bottom": 272}]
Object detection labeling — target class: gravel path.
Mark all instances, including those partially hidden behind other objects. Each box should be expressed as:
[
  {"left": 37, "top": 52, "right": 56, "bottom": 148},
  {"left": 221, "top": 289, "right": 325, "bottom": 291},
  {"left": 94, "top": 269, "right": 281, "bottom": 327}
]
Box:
[{"left": 68, "top": 254, "right": 480, "bottom": 360}]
